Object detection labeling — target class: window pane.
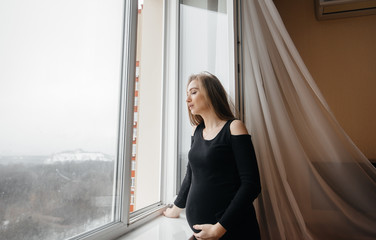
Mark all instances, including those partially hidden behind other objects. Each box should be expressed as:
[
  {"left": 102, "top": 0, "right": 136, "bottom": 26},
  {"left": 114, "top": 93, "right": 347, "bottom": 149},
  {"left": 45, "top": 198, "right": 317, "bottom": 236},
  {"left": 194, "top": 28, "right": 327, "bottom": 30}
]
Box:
[
  {"left": 0, "top": 0, "right": 125, "bottom": 239},
  {"left": 130, "top": 0, "right": 163, "bottom": 212},
  {"left": 178, "top": 0, "right": 231, "bottom": 189}
]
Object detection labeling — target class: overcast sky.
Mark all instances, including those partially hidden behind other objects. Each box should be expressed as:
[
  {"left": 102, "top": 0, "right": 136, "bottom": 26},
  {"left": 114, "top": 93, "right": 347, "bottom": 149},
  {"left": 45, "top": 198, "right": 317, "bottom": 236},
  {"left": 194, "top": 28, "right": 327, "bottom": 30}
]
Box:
[{"left": 0, "top": 0, "right": 124, "bottom": 156}]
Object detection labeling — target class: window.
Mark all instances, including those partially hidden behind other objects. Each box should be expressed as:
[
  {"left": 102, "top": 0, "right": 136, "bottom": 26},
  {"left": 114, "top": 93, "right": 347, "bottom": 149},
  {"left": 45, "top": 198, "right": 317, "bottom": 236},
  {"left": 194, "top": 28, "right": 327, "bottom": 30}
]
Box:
[
  {"left": 177, "top": 0, "right": 237, "bottom": 189},
  {"left": 0, "top": 0, "right": 166, "bottom": 239}
]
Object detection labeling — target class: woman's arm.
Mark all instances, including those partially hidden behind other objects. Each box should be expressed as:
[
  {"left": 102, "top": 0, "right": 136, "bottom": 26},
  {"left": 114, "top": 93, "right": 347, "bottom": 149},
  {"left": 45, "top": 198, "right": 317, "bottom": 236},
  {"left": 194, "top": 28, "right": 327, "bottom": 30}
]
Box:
[
  {"left": 164, "top": 126, "right": 196, "bottom": 218},
  {"left": 218, "top": 120, "right": 261, "bottom": 231},
  {"left": 173, "top": 162, "right": 192, "bottom": 208},
  {"left": 163, "top": 161, "right": 192, "bottom": 218}
]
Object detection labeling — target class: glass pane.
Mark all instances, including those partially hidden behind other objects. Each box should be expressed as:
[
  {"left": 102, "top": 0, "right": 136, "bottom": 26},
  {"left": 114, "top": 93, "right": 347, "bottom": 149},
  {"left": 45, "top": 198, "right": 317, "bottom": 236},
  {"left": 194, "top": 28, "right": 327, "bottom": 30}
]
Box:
[
  {"left": 0, "top": 0, "right": 125, "bottom": 239},
  {"left": 178, "top": 0, "right": 230, "bottom": 189},
  {"left": 130, "top": 0, "right": 163, "bottom": 212}
]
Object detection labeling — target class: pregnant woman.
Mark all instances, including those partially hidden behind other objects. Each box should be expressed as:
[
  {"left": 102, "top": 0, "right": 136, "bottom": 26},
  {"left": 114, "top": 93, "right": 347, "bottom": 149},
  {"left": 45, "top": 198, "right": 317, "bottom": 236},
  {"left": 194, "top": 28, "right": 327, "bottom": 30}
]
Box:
[{"left": 164, "top": 72, "right": 261, "bottom": 240}]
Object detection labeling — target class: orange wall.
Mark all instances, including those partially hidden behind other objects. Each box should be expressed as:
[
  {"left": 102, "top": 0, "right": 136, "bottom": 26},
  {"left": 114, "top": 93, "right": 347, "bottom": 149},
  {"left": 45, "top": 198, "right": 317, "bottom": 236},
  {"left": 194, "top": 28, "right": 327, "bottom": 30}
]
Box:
[{"left": 274, "top": 0, "right": 376, "bottom": 160}]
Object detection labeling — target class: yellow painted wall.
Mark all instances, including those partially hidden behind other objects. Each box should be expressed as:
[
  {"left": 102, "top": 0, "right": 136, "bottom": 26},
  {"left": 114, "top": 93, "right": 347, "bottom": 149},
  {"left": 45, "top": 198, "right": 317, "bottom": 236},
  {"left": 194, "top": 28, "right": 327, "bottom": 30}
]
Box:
[{"left": 274, "top": 0, "right": 376, "bottom": 160}]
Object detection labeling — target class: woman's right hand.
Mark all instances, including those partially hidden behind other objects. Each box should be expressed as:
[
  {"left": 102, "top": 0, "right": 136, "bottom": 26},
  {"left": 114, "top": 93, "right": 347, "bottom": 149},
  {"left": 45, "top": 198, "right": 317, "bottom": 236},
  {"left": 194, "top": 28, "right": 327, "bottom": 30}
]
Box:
[{"left": 163, "top": 204, "right": 183, "bottom": 218}]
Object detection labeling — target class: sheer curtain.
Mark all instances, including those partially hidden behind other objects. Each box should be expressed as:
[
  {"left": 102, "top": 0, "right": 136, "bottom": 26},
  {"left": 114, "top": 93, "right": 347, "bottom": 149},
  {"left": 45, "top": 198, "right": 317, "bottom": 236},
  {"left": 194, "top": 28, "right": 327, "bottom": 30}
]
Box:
[{"left": 241, "top": 0, "right": 376, "bottom": 239}]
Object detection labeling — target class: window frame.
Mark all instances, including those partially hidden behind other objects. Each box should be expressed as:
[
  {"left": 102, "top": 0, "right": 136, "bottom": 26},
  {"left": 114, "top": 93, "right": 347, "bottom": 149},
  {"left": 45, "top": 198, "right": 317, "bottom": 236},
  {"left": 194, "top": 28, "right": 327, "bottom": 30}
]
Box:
[
  {"left": 160, "top": 0, "right": 181, "bottom": 206},
  {"left": 73, "top": 0, "right": 179, "bottom": 239}
]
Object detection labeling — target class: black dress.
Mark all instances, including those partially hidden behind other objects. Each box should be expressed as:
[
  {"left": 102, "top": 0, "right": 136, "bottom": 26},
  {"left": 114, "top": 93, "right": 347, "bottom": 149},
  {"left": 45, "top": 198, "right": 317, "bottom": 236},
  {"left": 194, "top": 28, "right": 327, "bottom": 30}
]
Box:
[{"left": 174, "top": 120, "right": 261, "bottom": 239}]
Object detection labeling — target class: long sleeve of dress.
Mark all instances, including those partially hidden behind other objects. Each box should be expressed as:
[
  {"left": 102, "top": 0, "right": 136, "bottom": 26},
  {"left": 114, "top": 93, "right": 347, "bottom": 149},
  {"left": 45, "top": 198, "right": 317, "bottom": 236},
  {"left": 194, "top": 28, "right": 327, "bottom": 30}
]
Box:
[
  {"left": 218, "top": 134, "right": 261, "bottom": 231},
  {"left": 174, "top": 136, "right": 194, "bottom": 208},
  {"left": 174, "top": 162, "right": 192, "bottom": 208}
]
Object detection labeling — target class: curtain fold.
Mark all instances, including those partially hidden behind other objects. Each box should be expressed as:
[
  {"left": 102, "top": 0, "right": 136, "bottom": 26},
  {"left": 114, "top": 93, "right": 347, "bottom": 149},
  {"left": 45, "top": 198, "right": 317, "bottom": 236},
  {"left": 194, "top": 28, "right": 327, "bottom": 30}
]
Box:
[{"left": 241, "top": 1, "right": 376, "bottom": 239}]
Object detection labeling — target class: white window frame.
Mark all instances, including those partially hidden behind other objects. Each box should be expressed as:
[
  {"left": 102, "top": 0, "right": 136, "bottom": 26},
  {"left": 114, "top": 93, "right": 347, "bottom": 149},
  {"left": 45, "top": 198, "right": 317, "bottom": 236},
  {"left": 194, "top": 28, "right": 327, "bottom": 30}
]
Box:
[{"left": 160, "top": 0, "right": 181, "bottom": 206}]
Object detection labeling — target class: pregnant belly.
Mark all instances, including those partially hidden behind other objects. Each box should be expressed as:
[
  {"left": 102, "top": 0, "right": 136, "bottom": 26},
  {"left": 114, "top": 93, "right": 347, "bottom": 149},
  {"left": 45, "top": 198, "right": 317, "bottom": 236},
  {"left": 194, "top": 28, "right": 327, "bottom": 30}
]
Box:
[{"left": 185, "top": 184, "right": 234, "bottom": 232}]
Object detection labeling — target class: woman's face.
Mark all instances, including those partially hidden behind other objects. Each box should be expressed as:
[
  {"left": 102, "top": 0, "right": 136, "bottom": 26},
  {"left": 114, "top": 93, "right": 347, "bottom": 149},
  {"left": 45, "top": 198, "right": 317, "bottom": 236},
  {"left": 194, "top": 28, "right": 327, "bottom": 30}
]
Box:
[{"left": 186, "top": 79, "right": 210, "bottom": 116}]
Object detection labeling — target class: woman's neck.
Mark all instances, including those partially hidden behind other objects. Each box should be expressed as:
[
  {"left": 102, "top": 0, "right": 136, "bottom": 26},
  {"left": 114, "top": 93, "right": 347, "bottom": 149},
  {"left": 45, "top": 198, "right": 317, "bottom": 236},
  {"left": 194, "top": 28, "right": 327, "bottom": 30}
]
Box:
[{"left": 200, "top": 111, "right": 225, "bottom": 130}]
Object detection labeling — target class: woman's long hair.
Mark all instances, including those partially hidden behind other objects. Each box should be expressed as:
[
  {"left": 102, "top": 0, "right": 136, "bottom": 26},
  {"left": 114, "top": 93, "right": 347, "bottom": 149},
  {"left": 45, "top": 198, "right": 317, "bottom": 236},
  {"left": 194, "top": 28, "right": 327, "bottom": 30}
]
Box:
[{"left": 187, "top": 72, "right": 236, "bottom": 126}]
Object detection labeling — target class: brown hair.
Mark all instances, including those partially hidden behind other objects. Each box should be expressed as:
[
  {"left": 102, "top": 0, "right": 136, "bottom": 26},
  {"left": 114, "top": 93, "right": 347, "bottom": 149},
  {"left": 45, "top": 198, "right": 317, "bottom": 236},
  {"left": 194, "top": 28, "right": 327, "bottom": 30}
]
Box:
[{"left": 187, "top": 72, "right": 236, "bottom": 126}]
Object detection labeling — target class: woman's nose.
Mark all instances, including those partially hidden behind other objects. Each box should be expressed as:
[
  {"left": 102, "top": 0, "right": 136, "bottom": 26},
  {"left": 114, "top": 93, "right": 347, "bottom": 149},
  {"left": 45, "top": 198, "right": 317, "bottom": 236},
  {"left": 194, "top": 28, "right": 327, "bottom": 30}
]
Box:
[{"left": 186, "top": 96, "right": 191, "bottom": 102}]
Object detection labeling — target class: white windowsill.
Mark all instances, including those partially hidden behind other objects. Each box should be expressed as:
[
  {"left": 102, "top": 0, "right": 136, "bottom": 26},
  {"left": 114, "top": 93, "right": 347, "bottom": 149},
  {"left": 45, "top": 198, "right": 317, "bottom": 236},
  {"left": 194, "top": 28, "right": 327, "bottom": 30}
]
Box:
[{"left": 116, "top": 212, "right": 192, "bottom": 240}]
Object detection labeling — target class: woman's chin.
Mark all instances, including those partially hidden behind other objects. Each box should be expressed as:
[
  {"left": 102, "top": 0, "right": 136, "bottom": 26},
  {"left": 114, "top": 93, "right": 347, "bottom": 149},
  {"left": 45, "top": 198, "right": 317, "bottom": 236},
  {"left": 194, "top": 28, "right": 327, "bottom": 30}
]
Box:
[{"left": 190, "top": 109, "right": 201, "bottom": 116}]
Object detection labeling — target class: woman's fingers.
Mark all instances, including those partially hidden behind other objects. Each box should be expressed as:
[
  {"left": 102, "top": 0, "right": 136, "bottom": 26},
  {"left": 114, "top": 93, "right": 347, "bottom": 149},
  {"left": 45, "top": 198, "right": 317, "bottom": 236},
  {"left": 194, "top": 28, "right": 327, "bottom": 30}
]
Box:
[
  {"left": 163, "top": 205, "right": 183, "bottom": 218},
  {"left": 193, "top": 225, "right": 214, "bottom": 240},
  {"left": 193, "top": 224, "right": 204, "bottom": 239},
  {"left": 163, "top": 207, "right": 177, "bottom": 218},
  {"left": 193, "top": 224, "right": 204, "bottom": 230},
  {"left": 192, "top": 224, "right": 222, "bottom": 240}
]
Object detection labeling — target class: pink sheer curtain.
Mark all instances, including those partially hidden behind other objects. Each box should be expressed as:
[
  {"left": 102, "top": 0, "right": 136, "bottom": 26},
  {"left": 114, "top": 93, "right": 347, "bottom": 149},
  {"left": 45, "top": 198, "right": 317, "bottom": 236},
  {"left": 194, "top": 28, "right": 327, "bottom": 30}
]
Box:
[{"left": 241, "top": 0, "right": 376, "bottom": 239}]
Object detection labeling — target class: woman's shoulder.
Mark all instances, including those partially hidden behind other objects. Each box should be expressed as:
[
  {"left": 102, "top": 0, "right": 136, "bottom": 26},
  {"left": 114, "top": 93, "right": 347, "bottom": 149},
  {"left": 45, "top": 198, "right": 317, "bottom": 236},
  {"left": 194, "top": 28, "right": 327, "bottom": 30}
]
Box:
[{"left": 229, "top": 119, "right": 248, "bottom": 135}]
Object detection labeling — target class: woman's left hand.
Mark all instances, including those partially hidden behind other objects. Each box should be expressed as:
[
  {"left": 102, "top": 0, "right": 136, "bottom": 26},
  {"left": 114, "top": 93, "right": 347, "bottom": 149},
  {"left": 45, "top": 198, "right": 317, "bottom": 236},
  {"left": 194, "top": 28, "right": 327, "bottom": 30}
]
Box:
[{"left": 193, "top": 222, "right": 226, "bottom": 240}]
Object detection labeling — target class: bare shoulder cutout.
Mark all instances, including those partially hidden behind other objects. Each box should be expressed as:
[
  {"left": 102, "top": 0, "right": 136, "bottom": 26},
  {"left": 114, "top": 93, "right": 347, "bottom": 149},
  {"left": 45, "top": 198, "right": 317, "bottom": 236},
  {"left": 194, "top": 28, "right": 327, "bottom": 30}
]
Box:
[{"left": 230, "top": 120, "right": 248, "bottom": 135}]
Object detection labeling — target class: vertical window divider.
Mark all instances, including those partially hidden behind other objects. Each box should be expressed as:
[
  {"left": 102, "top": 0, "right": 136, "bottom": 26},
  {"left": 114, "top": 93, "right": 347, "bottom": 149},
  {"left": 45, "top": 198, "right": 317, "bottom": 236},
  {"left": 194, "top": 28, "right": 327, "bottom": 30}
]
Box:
[
  {"left": 160, "top": 0, "right": 169, "bottom": 206},
  {"left": 235, "top": 0, "right": 244, "bottom": 121},
  {"left": 161, "top": 0, "right": 180, "bottom": 204},
  {"left": 118, "top": 0, "right": 138, "bottom": 227}
]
